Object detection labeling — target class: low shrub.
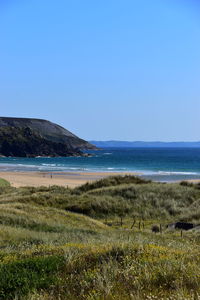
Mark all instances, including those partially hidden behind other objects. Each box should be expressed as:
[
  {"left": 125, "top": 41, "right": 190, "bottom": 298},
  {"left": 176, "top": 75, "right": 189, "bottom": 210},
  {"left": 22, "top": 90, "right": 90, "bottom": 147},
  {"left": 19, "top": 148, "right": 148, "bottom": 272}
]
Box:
[
  {"left": 73, "top": 175, "right": 150, "bottom": 194},
  {"left": 0, "top": 255, "right": 65, "bottom": 299}
]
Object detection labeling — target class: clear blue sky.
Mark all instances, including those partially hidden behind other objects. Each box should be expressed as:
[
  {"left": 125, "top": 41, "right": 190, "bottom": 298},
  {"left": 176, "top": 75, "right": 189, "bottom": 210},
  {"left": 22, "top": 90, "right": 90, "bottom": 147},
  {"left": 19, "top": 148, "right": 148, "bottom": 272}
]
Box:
[{"left": 0, "top": 0, "right": 200, "bottom": 141}]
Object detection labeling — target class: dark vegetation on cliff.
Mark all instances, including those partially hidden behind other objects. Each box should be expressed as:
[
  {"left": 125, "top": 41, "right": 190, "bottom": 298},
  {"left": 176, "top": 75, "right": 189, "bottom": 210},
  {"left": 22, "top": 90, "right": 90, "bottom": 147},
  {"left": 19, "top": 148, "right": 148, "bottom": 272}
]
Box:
[
  {"left": 0, "top": 127, "right": 84, "bottom": 157},
  {"left": 0, "top": 117, "right": 96, "bottom": 157}
]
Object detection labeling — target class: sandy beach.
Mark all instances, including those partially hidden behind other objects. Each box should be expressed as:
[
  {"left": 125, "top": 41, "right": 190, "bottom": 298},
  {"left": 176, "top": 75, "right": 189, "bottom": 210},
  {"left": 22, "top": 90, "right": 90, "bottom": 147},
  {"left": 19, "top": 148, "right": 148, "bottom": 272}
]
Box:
[{"left": 0, "top": 171, "right": 137, "bottom": 188}]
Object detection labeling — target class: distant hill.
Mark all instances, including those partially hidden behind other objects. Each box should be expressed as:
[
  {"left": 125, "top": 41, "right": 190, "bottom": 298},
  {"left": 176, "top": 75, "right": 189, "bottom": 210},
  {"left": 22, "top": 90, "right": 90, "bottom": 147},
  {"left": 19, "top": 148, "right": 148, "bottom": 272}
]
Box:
[
  {"left": 0, "top": 117, "right": 96, "bottom": 157},
  {"left": 90, "top": 140, "right": 200, "bottom": 148}
]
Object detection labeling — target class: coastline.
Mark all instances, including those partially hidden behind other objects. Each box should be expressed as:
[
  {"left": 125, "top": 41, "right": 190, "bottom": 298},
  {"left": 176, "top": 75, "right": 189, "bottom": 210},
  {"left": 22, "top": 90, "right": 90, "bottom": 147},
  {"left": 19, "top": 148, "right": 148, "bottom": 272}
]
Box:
[
  {"left": 0, "top": 171, "right": 200, "bottom": 188},
  {"left": 0, "top": 171, "right": 138, "bottom": 188}
]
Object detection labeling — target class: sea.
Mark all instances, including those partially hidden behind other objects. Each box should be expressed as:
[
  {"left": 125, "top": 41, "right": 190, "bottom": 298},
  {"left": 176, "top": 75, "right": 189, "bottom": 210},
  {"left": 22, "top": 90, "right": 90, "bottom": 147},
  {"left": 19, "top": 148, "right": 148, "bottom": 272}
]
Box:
[{"left": 0, "top": 148, "right": 200, "bottom": 182}]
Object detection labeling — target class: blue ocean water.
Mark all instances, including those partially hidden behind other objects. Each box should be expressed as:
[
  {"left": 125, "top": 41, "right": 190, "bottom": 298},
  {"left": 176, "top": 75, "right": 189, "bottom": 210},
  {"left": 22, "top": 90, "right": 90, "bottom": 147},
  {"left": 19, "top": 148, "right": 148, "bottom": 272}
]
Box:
[{"left": 0, "top": 148, "right": 200, "bottom": 182}]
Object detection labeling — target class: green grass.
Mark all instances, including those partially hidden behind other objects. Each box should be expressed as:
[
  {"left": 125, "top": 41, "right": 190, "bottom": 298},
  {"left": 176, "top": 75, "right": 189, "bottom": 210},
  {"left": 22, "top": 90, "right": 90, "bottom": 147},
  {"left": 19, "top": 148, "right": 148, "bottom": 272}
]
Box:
[
  {"left": 73, "top": 174, "right": 150, "bottom": 193},
  {"left": 3, "top": 176, "right": 199, "bottom": 221},
  {"left": 0, "top": 175, "right": 200, "bottom": 299},
  {"left": 0, "top": 178, "right": 10, "bottom": 187},
  {"left": 0, "top": 255, "right": 65, "bottom": 299}
]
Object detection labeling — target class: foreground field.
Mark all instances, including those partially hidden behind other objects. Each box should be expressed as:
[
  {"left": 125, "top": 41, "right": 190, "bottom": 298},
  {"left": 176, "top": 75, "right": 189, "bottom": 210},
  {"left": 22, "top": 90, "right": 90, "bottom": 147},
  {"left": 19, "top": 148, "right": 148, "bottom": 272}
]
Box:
[{"left": 0, "top": 176, "right": 200, "bottom": 299}]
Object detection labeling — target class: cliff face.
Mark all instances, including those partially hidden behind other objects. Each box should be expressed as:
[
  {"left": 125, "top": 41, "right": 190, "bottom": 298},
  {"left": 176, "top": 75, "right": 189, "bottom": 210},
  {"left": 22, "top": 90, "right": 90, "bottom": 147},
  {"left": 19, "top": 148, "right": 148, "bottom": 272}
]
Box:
[{"left": 0, "top": 117, "right": 96, "bottom": 157}]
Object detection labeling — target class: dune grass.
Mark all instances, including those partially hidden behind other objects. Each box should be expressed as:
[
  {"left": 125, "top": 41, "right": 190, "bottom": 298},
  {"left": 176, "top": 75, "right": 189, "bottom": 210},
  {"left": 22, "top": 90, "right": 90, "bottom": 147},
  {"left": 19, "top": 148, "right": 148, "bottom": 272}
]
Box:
[
  {"left": 3, "top": 176, "right": 199, "bottom": 221},
  {"left": 0, "top": 178, "right": 10, "bottom": 187},
  {"left": 0, "top": 176, "right": 200, "bottom": 299}
]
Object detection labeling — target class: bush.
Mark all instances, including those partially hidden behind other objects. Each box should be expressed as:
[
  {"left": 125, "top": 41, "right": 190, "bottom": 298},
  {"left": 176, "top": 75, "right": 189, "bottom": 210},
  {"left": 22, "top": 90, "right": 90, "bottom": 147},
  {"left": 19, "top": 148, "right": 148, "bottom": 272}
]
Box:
[
  {"left": 73, "top": 175, "right": 150, "bottom": 194},
  {"left": 151, "top": 225, "right": 160, "bottom": 233},
  {"left": 0, "top": 255, "right": 65, "bottom": 299}
]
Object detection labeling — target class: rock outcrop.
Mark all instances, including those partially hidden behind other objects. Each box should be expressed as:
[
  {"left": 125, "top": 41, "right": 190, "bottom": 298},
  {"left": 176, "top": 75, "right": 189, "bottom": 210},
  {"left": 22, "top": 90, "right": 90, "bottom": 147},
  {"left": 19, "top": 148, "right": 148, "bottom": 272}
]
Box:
[{"left": 0, "top": 117, "right": 96, "bottom": 157}]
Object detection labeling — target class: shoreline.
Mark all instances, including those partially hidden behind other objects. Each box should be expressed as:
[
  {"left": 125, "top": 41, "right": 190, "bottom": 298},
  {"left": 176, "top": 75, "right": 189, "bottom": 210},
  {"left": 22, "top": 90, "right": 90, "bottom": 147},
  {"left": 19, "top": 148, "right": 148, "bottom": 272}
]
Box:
[
  {"left": 0, "top": 171, "right": 200, "bottom": 188},
  {"left": 0, "top": 171, "right": 138, "bottom": 188}
]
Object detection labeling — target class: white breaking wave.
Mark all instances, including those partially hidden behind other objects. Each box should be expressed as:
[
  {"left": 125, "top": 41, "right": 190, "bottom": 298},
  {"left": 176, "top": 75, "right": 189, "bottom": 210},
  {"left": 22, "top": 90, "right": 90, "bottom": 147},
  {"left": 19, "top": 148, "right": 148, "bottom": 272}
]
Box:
[{"left": 157, "top": 171, "right": 199, "bottom": 176}]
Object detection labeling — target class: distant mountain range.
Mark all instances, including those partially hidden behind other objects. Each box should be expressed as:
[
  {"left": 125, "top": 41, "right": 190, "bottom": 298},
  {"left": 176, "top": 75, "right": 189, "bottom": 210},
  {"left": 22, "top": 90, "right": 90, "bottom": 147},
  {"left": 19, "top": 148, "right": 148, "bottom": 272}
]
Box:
[
  {"left": 0, "top": 117, "right": 96, "bottom": 157},
  {"left": 90, "top": 141, "right": 200, "bottom": 148}
]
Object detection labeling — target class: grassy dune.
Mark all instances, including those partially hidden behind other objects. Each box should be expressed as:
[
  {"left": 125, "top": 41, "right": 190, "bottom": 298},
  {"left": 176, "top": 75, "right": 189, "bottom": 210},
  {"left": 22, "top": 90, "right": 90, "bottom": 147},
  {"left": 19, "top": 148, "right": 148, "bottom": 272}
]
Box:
[
  {"left": 0, "top": 178, "right": 10, "bottom": 187},
  {"left": 0, "top": 176, "right": 200, "bottom": 299}
]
